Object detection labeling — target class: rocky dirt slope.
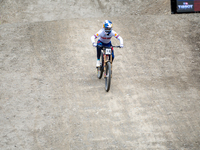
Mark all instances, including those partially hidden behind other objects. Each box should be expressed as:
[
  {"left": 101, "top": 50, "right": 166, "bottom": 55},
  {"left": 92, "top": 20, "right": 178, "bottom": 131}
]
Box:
[
  {"left": 0, "top": 0, "right": 170, "bottom": 24},
  {"left": 0, "top": 0, "right": 200, "bottom": 150}
]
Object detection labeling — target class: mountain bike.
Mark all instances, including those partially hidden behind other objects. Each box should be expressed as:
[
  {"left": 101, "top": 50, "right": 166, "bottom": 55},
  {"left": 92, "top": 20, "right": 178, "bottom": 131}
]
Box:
[{"left": 96, "top": 45, "right": 121, "bottom": 92}]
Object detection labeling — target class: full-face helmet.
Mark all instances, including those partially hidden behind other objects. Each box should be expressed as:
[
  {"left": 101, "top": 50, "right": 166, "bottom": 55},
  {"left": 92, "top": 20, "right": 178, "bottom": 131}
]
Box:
[{"left": 103, "top": 20, "right": 113, "bottom": 35}]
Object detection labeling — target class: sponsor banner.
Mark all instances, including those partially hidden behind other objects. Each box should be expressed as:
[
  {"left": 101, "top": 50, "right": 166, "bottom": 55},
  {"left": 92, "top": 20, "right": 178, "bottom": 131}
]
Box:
[
  {"left": 177, "top": 0, "right": 194, "bottom": 12},
  {"left": 194, "top": 0, "right": 200, "bottom": 11}
]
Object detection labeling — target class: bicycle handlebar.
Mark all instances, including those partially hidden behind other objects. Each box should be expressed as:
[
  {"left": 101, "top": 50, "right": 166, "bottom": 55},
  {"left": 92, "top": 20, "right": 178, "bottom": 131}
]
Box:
[{"left": 95, "top": 45, "right": 121, "bottom": 48}]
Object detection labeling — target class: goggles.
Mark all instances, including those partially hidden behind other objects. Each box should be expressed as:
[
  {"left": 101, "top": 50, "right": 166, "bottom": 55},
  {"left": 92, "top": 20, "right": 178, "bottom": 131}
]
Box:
[{"left": 105, "top": 28, "right": 111, "bottom": 33}]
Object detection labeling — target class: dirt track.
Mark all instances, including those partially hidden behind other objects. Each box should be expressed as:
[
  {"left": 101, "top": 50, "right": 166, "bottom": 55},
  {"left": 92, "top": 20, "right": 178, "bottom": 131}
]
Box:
[{"left": 0, "top": 0, "right": 200, "bottom": 150}]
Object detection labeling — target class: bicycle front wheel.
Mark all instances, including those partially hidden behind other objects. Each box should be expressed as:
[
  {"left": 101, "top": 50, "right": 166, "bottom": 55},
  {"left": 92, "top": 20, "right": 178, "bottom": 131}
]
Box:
[{"left": 105, "top": 62, "right": 111, "bottom": 92}]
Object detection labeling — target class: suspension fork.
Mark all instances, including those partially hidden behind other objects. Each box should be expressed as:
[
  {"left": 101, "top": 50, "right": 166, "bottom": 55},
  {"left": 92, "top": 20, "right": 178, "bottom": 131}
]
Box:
[
  {"left": 103, "top": 54, "right": 112, "bottom": 78},
  {"left": 104, "top": 54, "right": 106, "bottom": 78},
  {"left": 110, "top": 47, "right": 113, "bottom": 78},
  {"left": 110, "top": 54, "right": 112, "bottom": 78}
]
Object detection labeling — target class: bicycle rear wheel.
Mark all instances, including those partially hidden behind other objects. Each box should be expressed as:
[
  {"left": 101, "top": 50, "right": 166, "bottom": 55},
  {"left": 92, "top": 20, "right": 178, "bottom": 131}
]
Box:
[
  {"left": 105, "top": 62, "right": 111, "bottom": 92},
  {"left": 97, "top": 52, "right": 103, "bottom": 79}
]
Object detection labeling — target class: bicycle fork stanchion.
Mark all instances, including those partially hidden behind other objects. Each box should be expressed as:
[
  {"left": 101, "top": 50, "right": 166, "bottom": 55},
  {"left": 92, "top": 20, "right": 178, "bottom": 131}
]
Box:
[
  {"left": 104, "top": 54, "right": 106, "bottom": 78},
  {"left": 110, "top": 54, "right": 112, "bottom": 78}
]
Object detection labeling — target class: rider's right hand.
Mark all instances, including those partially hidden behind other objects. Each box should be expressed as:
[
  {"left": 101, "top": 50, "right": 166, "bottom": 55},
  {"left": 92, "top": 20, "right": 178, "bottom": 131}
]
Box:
[{"left": 93, "top": 43, "right": 97, "bottom": 47}]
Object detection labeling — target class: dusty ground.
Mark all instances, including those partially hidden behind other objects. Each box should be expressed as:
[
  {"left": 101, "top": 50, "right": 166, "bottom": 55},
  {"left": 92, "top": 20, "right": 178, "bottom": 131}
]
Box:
[{"left": 0, "top": 0, "right": 200, "bottom": 150}]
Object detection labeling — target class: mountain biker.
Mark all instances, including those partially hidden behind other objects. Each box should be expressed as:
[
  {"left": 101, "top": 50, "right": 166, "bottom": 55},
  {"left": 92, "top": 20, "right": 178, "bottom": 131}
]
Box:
[{"left": 91, "top": 20, "right": 124, "bottom": 67}]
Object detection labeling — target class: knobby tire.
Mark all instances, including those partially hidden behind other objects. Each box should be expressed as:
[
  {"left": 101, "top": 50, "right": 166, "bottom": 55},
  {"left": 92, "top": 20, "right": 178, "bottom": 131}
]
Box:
[{"left": 105, "top": 62, "right": 111, "bottom": 92}]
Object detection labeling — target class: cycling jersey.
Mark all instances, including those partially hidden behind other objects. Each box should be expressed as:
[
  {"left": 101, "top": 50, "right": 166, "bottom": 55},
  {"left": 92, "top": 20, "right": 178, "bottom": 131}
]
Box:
[{"left": 91, "top": 28, "right": 123, "bottom": 45}]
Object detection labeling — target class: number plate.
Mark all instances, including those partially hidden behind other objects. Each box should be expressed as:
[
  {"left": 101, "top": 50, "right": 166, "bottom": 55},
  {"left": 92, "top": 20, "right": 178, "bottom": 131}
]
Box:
[{"left": 105, "top": 48, "right": 111, "bottom": 55}]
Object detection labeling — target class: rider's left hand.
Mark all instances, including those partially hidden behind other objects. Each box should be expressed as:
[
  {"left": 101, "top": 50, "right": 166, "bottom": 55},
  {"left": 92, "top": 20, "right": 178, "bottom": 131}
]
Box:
[{"left": 120, "top": 44, "right": 124, "bottom": 48}]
